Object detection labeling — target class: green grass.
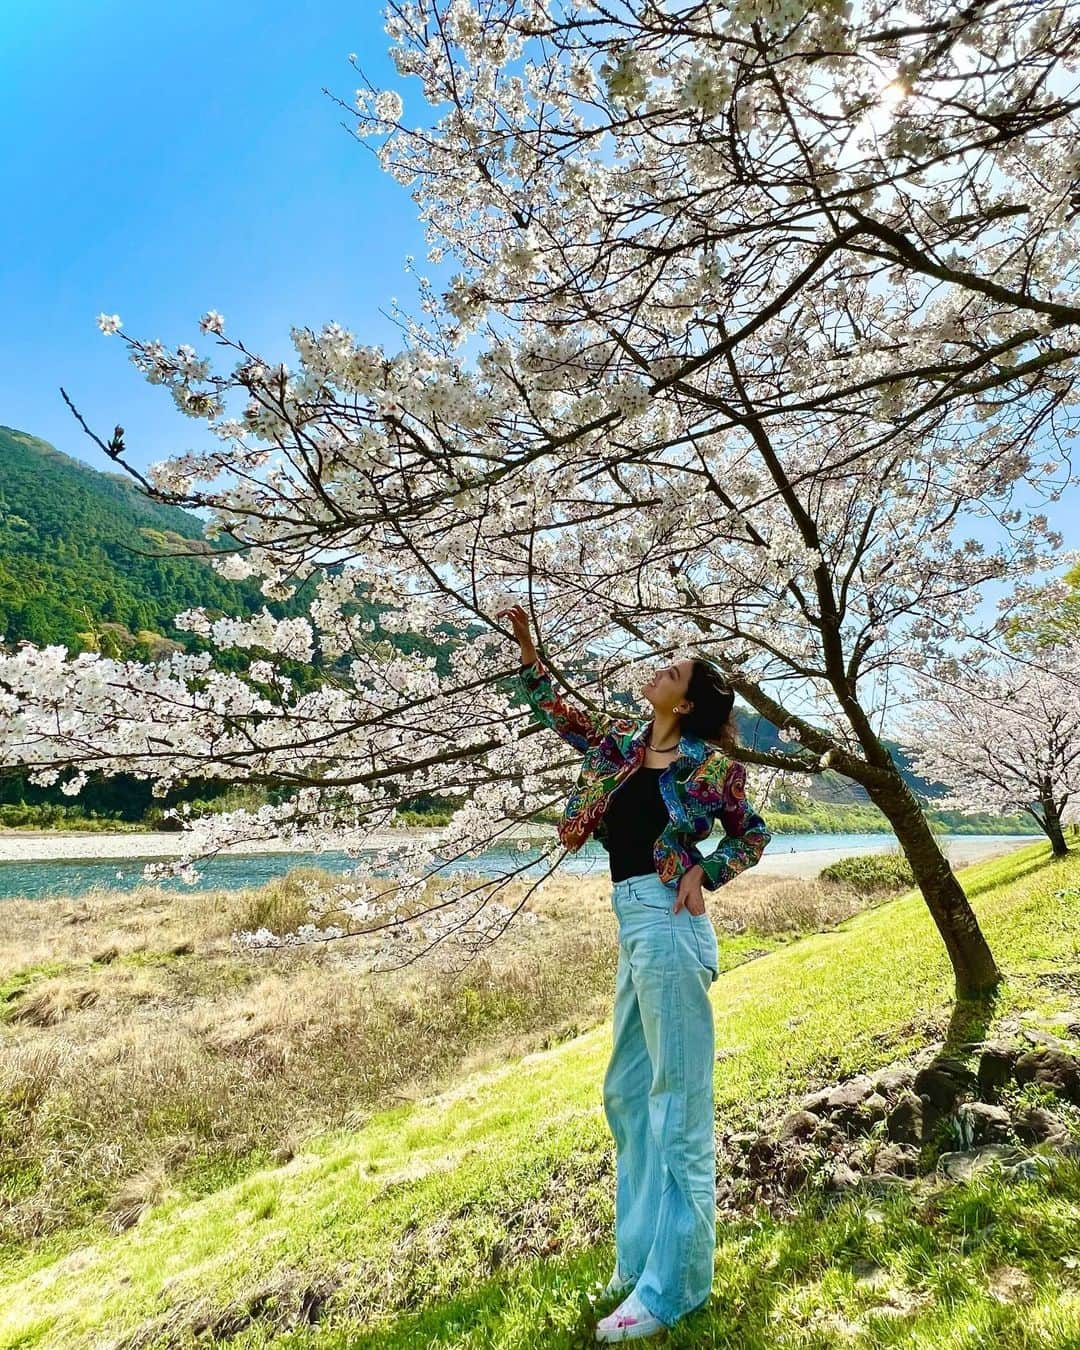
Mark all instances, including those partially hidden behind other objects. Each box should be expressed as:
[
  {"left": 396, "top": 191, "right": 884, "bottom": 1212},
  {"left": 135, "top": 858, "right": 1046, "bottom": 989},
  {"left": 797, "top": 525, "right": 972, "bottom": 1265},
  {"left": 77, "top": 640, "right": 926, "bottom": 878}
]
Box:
[{"left": 1, "top": 842, "right": 1078, "bottom": 1347}]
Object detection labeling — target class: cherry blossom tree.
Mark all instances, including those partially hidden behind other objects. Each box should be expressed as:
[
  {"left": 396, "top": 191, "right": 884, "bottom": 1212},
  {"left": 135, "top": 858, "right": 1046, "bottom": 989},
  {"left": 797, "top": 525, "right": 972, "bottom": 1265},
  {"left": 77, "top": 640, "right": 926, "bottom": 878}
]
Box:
[
  {"left": 1004, "top": 559, "right": 1080, "bottom": 648},
  {"left": 900, "top": 638, "right": 1080, "bottom": 855},
  {"left": 4, "top": 0, "right": 1080, "bottom": 995}
]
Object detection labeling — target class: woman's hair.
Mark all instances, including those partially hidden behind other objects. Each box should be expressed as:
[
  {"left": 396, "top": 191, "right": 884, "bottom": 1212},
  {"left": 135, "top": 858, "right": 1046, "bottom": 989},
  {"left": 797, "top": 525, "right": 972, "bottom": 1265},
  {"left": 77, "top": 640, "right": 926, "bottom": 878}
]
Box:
[{"left": 682, "top": 658, "right": 738, "bottom": 754}]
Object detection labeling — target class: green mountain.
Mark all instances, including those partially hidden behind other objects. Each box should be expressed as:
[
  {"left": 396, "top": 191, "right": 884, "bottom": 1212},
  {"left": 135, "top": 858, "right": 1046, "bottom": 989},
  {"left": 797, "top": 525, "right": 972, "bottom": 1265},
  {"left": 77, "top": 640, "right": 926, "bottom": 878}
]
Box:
[
  {"left": 0, "top": 425, "right": 371, "bottom": 822},
  {"left": 0, "top": 424, "right": 297, "bottom": 657}
]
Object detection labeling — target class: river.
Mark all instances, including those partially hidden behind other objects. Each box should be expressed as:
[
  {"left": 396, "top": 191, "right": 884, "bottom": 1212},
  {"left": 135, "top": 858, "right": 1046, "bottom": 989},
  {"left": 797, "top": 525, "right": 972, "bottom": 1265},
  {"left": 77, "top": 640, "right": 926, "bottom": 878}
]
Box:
[{"left": 0, "top": 831, "right": 1041, "bottom": 901}]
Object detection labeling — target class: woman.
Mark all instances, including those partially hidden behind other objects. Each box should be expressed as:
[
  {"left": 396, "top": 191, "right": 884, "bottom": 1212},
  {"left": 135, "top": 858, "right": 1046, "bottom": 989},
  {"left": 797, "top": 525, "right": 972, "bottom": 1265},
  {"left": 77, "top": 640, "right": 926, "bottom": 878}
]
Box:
[{"left": 497, "top": 605, "right": 771, "bottom": 1343}]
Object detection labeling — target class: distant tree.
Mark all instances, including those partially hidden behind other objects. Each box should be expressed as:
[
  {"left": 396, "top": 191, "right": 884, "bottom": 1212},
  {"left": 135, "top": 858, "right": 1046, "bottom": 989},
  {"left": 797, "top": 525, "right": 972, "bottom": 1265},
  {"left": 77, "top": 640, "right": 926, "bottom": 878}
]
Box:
[
  {"left": 1004, "top": 561, "right": 1080, "bottom": 651},
  {"left": 900, "top": 638, "right": 1080, "bottom": 856}
]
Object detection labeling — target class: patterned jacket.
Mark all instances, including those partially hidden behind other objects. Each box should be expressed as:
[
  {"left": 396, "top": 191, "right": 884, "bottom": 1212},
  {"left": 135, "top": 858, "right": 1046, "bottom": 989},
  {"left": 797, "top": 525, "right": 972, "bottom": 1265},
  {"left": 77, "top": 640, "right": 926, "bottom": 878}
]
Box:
[{"left": 510, "top": 658, "right": 772, "bottom": 891}]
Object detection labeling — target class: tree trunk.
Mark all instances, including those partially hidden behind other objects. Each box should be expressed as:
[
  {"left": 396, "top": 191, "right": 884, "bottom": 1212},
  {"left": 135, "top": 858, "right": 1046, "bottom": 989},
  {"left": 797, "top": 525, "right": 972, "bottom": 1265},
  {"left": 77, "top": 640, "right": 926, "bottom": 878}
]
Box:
[
  {"left": 1038, "top": 793, "right": 1070, "bottom": 856},
  {"left": 864, "top": 769, "right": 1001, "bottom": 998}
]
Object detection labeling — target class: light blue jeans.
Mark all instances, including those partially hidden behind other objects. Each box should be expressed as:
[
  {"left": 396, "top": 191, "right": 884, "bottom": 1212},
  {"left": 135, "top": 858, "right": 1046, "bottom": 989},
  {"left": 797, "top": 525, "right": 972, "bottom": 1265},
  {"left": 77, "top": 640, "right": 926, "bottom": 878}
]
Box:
[{"left": 602, "top": 870, "right": 720, "bottom": 1328}]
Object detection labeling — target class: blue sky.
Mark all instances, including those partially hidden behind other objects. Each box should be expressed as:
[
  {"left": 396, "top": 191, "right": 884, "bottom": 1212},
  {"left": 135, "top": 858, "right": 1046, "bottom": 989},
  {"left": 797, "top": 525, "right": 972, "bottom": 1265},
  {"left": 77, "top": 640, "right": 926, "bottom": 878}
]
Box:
[
  {"left": 1, "top": 0, "right": 1072, "bottom": 636},
  {"left": 1, "top": 0, "right": 423, "bottom": 473}
]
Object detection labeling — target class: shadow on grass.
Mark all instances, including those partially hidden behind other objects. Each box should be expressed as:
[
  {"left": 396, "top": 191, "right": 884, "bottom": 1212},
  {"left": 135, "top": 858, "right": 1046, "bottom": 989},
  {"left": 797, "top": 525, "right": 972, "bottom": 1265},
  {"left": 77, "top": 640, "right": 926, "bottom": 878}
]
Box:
[{"left": 961, "top": 847, "right": 1059, "bottom": 901}]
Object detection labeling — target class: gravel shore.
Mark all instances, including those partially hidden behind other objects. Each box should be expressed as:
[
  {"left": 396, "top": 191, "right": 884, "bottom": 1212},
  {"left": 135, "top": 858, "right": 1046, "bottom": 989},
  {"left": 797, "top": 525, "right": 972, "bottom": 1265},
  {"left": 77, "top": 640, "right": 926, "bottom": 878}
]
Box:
[{"left": 0, "top": 827, "right": 1038, "bottom": 879}]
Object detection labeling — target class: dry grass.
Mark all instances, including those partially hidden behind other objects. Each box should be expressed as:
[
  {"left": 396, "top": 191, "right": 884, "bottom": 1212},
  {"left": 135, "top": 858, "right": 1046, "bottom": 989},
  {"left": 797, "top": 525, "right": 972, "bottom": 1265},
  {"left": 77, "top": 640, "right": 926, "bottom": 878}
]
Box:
[
  {"left": 707, "top": 875, "right": 878, "bottom": 934},
  {"left": 0, "top": 862, "right": 878, "bottom": 1255}
]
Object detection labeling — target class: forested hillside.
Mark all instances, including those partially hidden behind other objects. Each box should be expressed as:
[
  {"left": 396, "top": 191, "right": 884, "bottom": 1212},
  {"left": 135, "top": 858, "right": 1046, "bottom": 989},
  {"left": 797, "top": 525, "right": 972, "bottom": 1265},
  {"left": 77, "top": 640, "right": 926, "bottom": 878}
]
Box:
[
  {"left": 0, "top": 424, "right": 314, "bottom": 657},
  {"left": 0, "top": 425, "right": 430, "bottom": 822}
]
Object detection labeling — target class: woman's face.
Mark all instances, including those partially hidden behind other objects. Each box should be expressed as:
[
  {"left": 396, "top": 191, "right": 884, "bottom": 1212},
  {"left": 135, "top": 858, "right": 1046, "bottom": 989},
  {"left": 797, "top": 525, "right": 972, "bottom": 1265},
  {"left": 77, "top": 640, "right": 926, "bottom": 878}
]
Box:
[{"left": 641, "top": 659, "right": 694, "bottom": 716}]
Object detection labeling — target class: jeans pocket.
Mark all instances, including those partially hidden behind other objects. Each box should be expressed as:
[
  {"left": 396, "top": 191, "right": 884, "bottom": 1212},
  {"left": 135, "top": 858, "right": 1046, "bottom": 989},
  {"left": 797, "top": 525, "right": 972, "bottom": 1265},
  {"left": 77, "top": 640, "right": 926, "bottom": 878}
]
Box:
[
  {"left": 687, "top": 913, "right": 718, "bottom": 974},
  {"left": 629, "top": 876, "right": 674, "bottom": 911},
  {"left": 632, "top": 894, "right": 672, "bottom": 912}
]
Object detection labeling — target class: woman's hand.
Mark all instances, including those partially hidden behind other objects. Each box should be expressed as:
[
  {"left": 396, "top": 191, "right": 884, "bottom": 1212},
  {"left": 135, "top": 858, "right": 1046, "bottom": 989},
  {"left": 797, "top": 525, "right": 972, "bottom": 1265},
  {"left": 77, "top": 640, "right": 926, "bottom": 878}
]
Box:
[
  {"left": 496, "top": 603, "right": 538, "bottom": 666},
  {"left": 673, "top": 863, "right": 706, "bottom": 916}
]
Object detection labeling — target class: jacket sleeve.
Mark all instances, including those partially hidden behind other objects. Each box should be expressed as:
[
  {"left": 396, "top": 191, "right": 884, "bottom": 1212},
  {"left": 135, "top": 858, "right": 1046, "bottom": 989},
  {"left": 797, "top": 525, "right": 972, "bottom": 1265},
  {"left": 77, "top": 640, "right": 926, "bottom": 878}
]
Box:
[
  {"left": 692, "top": 757, "right": 772, "bottom": 891},
  {"left": 511, "top": 657, "right": 614, "bottom": 753}
]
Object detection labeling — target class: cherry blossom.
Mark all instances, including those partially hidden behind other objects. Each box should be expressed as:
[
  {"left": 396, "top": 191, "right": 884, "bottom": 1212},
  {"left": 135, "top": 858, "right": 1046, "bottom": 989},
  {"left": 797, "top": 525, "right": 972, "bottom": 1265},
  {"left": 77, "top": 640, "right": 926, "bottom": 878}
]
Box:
[{"left": 9, "top": 0, "right": 1080, "bottom": 993}]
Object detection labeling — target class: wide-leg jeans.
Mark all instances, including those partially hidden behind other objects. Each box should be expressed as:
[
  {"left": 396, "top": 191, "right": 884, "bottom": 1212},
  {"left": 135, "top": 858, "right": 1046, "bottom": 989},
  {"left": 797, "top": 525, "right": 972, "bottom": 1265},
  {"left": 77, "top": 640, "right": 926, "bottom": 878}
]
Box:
[{"left": 602, "top": 869, "right": 720, "bottom": 1328}]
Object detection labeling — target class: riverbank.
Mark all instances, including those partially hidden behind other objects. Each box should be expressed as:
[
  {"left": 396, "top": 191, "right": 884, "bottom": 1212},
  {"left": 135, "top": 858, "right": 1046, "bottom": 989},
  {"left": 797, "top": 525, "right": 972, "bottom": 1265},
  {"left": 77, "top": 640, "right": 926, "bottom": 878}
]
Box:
[
  {"left": 3, "top": 841, "right": 1077, "bottom": 1347},
  {"left": 0, "top": 826, "right": 1040, "bottom": 878}
]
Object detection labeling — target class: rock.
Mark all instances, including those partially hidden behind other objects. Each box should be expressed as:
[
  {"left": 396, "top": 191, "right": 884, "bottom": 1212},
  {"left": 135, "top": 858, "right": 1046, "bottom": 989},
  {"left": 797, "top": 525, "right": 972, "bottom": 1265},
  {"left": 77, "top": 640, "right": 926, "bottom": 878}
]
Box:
[
  {"left": 851, "top": 1258, "right": 890, "bottom": 1288},
  {"left": 914, "top": 1057, "right": 977, "bottom": 1111},
  {"left": 728, "top": 1132, "right": 758, "bottom": 1151},
  {"left": 870, "top": 1065, "right": 915, "bottom": 1096},
  {"left": 778, "top": 1110, "right": 822, "bottom": 1143},
  {"left": 987, "top": 1265, "right": 1034, "bottom": 1304},
  {"left": 746, "top": 1137, "right": 776, "bottom": 1177},
  {"left": 777, "top": 1147, "right": 813, "bottom": 1190},
  {"left": 885, "top": 1091, "right": 924, "bottom": 1145},
  {"left": 872, "top": 1143, "right": 920, "bottom": 1178},
  {"left": 801, "top": 1087, "right": 833, "bottom": 1114},
  {"left": 937, "top": 1144, "right": 1025, "bottom": 1183},
  {"left": 859, "top": 1092, "right": 890, "bottom": 1124},
  {"left": 1013, "top": 1049, "right": 1080, "bottom": 1104},
  {"left": 823, "top": 1075, "right": 876, "bottom": 1120},
  {"left": 957, "top": 1101, "right": 1014, "bottom": 1144},
  {"left": 977, "top": 1043, "right": 1021, "bottom": 1100},
  {"left": 828, "top": 1161, "right": 860, "bottom": 1190},
  {"left": 810, "top": 1118, "right": 843, "bottom": 1146},
  {"left": 1001, "top": 1156, "right": 1049, "bottom": 1182},
  {"left": 1013, "top": 1106, "right": 1068, "bottom": 1145}
]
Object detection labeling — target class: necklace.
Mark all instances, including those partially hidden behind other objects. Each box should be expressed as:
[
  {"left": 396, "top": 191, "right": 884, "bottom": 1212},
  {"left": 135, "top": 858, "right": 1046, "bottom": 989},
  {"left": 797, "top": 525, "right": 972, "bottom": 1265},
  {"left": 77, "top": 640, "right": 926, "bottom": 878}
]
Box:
[{"left": 646, "top": 734, "right": 680, "bottom": 752}]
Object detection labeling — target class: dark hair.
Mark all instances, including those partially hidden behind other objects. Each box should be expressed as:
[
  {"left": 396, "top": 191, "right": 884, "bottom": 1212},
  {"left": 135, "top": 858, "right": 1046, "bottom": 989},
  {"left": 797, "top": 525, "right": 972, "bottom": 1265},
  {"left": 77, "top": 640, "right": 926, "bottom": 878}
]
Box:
[{"left": 682, "top": 658, "right": 738, "bottom": 753}]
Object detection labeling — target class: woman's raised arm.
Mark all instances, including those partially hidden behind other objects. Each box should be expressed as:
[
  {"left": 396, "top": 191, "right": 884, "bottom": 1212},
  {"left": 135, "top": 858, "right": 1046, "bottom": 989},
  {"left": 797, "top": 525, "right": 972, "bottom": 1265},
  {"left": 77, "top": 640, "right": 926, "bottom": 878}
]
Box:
[{"left": 498, "top": 604, "right": 614, "bottom": 752}]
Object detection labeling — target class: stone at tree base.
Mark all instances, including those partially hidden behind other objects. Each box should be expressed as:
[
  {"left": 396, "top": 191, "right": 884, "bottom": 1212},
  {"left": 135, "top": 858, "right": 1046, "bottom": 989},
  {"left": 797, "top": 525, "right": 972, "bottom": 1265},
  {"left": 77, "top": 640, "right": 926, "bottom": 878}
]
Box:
[
  {"left": 1013, "top": 1106, "right": 1069, "bottom": 1145},
  {"left": 885, "top": 1091, "right": 924, "bottom": 1145},
  {"left": 872, "top": 1143, "right": 920, "bottom": 1177},
  {"left": 958, "top": 1101, "right": 1014, "bottom": 1144},
  {"left": 828, "top": 1161, "right": 860, "bottom": 1190},
  {"left": 778, "top": 1110, "right": 822, "bottom": 1143},
  {"left": 977, "top": 1043, "right": 1022, "bottom": 1099},
  {"left": 1021, "top": 1027, "right": 1075, "bottom": 1052},
  {"left": 870, "top": 1064, "right": 915, "bottom": 1096},
  {"left": 937, "top": 1145, "right": 1026, "bottom": 1182},
  {"left": 913, "top": 1057, "right": 977, "bottom": 1110},
  {"left": 1012, "top": 1049, "right": 1080, "bottom": 1104},
  {"left": 823, "top": 1075, "right": 876, "bottom": 1121}
]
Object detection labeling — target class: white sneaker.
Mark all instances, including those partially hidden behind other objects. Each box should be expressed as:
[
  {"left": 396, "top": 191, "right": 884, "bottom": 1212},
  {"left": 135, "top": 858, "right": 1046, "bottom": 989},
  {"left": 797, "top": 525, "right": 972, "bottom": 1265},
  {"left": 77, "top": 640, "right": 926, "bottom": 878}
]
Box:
[{"left": 594, "top": 1289, "right": 666, "bottom": 1342}]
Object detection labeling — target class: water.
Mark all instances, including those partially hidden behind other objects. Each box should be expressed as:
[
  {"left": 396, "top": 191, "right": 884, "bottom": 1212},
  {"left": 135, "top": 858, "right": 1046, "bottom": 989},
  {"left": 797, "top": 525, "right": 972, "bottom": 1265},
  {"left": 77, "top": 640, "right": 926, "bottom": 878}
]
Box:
[{"left": 0, "top": 832, "right": 1039, "bottom": 902}]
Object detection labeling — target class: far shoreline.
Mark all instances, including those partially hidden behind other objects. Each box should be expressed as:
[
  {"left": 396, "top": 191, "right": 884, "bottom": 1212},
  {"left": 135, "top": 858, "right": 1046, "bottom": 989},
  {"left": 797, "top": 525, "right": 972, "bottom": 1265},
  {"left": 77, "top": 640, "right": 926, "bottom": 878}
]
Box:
[{"left": 0, "top": 827, "right": 1042, "bottom": 881}]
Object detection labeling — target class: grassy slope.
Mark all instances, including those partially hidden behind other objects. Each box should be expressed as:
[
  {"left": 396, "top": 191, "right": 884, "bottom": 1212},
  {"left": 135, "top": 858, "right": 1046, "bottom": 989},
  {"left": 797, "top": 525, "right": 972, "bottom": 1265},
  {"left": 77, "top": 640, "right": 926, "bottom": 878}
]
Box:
[{"left": 1, "top": 842, "right": 1078, "bottom": 1348}]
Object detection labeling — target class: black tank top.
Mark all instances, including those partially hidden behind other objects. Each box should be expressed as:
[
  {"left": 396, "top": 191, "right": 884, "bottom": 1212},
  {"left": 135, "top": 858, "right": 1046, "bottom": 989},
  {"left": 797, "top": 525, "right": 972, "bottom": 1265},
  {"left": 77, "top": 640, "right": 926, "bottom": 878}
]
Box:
[{"left": 601, "top": 765, "right": 671, "bottom": 883}]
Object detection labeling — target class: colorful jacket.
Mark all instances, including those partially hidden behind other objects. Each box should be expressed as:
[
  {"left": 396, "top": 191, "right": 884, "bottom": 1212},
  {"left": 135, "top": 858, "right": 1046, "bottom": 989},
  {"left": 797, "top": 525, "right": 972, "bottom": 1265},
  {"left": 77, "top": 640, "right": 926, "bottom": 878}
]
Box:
[{"left": 510, "top": 658, "right": 771, "bottom": 891}]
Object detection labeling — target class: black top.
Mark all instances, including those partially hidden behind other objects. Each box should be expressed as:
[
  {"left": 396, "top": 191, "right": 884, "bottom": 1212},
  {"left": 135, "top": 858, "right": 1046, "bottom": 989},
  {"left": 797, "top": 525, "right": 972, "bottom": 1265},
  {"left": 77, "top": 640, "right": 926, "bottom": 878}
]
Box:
[{"left": 600, "top": 765, "right": 671, "bottom": 883}]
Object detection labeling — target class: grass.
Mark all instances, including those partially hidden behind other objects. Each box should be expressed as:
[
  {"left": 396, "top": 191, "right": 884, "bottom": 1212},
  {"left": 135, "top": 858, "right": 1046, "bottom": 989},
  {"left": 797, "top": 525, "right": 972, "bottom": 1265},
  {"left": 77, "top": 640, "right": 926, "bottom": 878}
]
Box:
[
  {"left": 4, "top": 865, "right": 882, "bottom": 1261},
  {"left": 0, "top": 842, "right": 1074, "bottom": 1344}
]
